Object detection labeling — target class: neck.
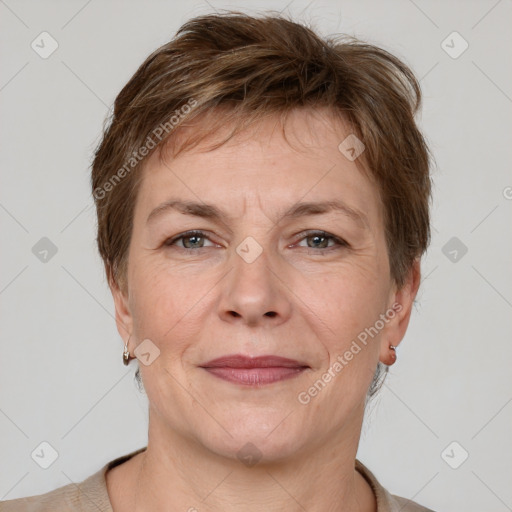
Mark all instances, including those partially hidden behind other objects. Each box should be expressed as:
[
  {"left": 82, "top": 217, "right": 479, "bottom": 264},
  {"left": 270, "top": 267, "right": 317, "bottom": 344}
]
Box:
[{"left": 109, "top": 409, "right": 376, "bottom": 512}]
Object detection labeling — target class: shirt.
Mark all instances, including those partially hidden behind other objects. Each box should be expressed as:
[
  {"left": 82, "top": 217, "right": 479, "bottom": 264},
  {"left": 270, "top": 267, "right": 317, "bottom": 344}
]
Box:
[{"left": 0, "top": 447, "right": 436, "bottom": 511}]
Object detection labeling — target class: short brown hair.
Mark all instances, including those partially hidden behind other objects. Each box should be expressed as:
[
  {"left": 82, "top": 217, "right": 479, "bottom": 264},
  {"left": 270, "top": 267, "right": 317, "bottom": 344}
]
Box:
[
  {"left": 92, "top": 11, "right": 431, "bottom": 292},
  {"left": 91, "top": 11, "right": 432, "bottom": 394}
]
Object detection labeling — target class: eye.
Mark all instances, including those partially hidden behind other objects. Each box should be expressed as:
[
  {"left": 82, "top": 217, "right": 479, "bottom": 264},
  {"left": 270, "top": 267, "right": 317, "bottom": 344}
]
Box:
[
  {"left": 163, "top": 230, "right": 348, "bottom": 252},
  {"left": 294, "top": 231, "right": 348, "bottom": 250},
  {"left": 164, "top": 230, "right": 216, "bottom": 249}
]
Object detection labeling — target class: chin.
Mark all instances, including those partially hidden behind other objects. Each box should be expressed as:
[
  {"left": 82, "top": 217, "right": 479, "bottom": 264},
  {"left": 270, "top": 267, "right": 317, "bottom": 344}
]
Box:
[{"left": 193, "top": 413, "right": 311, "bottom": 465}]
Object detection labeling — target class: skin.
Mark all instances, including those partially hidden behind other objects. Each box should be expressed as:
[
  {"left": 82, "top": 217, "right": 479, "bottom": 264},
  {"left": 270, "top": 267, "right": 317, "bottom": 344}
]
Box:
[{"left": 106, "top": 107, "right": 421, "bottom": 512}]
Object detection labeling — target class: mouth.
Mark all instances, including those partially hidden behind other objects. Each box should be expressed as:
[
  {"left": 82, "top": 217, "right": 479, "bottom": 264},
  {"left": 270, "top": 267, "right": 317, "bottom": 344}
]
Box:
[{"left": 199, "top": 355, "right": 310, "bottom": 386}]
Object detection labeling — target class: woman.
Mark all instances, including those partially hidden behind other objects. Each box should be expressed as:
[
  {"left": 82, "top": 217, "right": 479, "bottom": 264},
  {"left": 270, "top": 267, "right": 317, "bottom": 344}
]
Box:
[{"left": 2, "top": 11, "right": 436, "bottom": 512}]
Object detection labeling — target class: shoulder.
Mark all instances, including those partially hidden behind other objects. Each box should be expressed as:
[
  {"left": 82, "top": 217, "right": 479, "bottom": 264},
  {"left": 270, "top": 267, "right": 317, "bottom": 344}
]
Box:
[
  {"left": 0, "top": 479, "right": 96, "bottom": 512},
  {"left": 355, "top": 458, "right": 437, "bottom": 512},
  {"left": 0, "top": 447, "right": 146, "bottom": 512},
  {"left": 388, "top": 493, "right": 437, "bottom": 512},
  {"left": 0, "top": 465, "right": 112, "bottom": 512}
]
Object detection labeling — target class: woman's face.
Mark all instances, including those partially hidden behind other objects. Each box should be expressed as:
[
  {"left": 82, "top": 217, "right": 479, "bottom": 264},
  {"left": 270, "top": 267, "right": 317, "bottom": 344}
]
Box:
[{"left": 112, "top": 108, "right": 418, "bottom": 462}]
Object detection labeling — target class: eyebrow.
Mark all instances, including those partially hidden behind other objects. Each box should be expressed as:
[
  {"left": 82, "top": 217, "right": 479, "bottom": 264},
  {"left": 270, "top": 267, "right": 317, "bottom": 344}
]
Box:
[{"left": 146, "top": 199, "right": 368, "bottom": 229}]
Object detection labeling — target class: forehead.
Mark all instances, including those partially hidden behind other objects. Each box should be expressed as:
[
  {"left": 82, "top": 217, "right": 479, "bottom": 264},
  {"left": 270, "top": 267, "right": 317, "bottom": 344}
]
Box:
[{"left": 134, "top": 108, "right": 383, "bottom": 229}]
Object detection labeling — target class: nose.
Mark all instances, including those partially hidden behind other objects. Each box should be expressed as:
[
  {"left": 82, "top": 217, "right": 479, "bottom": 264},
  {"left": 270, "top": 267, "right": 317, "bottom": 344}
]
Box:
[{"left": 218, "top": 245, "right": 292, "bottom": 328}]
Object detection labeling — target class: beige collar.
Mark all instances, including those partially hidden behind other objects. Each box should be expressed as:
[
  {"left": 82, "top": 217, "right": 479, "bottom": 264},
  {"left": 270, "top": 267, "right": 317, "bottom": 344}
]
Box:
[{"left": 72, "top": 447, "right": 432, "bottom": 511}]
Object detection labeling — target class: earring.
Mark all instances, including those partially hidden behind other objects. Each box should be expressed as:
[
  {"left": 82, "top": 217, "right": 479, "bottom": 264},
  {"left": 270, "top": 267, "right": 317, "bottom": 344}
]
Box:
[
  {"left": 123, "top": 336, "right": 131, "bottom": 366},
  {"left": 389, "top": 344, "right": 397, "bottom": 362}
]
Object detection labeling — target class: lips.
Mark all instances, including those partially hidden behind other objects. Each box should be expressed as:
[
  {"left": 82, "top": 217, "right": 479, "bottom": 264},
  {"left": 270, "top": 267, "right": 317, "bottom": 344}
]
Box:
[
  {"left": 201, "top": 355, "right": 308, "bottom": 369},
  {"left": 200, "top": 355, "right": 309, "bottom": 386}
]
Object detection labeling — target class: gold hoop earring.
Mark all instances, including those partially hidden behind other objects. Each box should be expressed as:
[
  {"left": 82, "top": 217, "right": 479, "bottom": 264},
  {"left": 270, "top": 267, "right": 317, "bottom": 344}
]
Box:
[{"left": 123, "top": 335, "right": 131, "bottom": 366}]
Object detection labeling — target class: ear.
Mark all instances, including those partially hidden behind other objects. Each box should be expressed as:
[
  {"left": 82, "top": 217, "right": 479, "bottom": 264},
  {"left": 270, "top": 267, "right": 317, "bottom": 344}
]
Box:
[
  {"left": 110, "top": 276, "right": 134, "bottom": 347},
  {"left": 379, "top": 258, "right": 421, "bottom": 365}
]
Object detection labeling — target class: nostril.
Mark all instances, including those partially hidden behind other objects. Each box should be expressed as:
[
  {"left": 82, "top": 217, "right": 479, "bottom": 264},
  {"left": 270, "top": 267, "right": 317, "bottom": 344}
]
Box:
[{"left": 265, "top": 311, "right": 277, "bottom": 318}]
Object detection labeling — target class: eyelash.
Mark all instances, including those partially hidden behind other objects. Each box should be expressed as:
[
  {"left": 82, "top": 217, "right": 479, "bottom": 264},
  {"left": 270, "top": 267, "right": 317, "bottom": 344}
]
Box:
[{"left": 164, "top": 230, "right": 348, "bottom": 252}]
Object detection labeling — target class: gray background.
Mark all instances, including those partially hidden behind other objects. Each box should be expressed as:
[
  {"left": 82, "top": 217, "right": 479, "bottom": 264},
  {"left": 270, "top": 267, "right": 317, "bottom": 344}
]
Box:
[{"left": 1, "top": 1, "right": 511, "bottom": 510}]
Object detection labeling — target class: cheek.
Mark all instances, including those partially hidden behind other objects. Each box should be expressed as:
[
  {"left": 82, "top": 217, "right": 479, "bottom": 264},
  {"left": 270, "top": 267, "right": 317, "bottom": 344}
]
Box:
[
  {"left": 322, "top": 258, "right": 386, "bottom": 321},
  {"left": 129, "top": 262, "right": 180, "bottom": 337},
  {"left": 310, "top": 269, "right": 385, "bottom": 407},
  {"left": 307, "top": 258, "right": 389, "bottom": 367},
  {"left": 129, "top": 259, "right": 214, "bottom": 350}
]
